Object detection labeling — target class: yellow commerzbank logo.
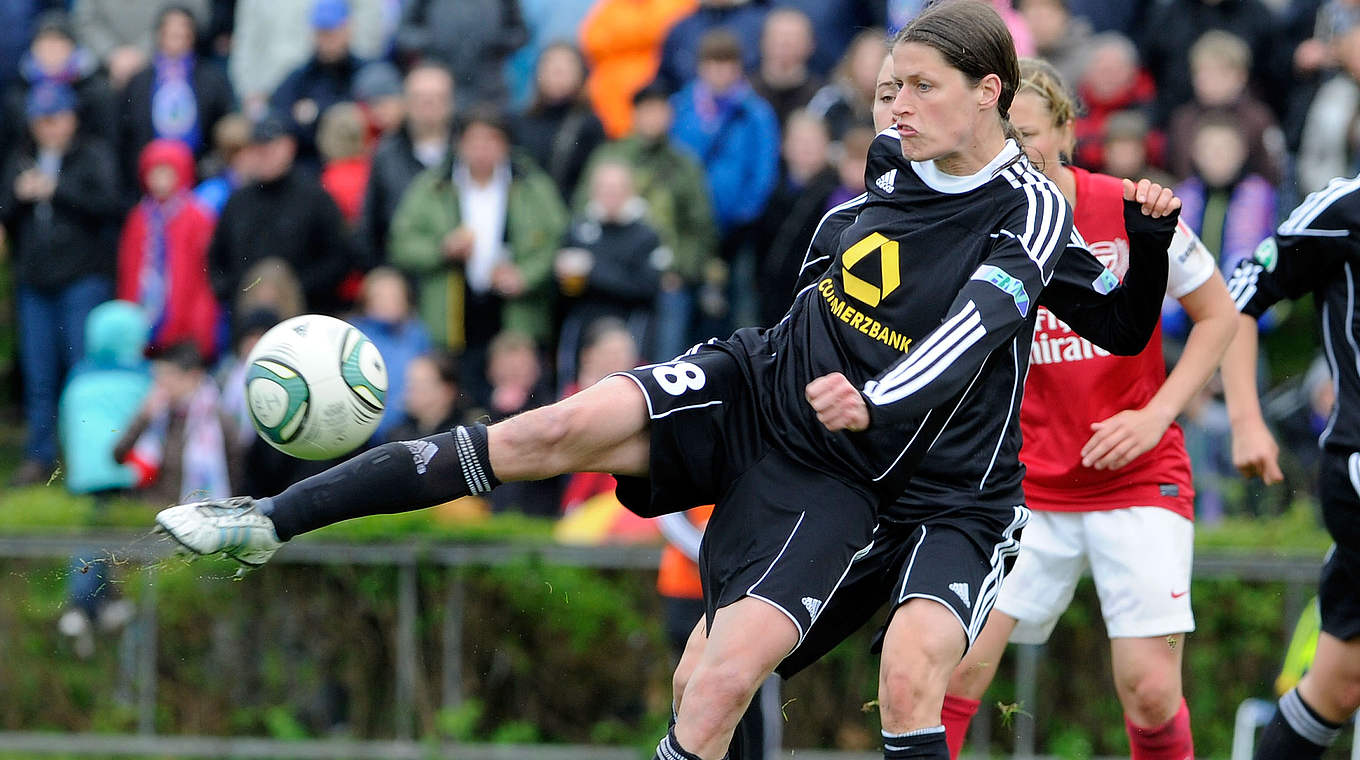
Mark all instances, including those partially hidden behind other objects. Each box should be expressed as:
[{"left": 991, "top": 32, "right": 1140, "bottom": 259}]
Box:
[
  {"left": 817, "top": 232, "right": 913, "bottom": 353},
  {"left": 842, "top": 232, "right": 900, "bottom": 307}
]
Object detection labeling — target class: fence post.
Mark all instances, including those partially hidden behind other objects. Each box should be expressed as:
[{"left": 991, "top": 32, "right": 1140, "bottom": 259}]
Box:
[
  {"left": 442, "top": 569, "right": 465, "bottom": 711},
  {"left": 395, "top": 562, "right": 418, "bottom": 739},
  {"left": 137, "top": 574, "right": 158, "bottom": 736},
  {"left": 1014, "top": 643, "right": 1039, "bottom": 757}
]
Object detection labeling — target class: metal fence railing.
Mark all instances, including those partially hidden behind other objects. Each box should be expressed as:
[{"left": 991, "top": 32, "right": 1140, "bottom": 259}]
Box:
[{"left": 0, "top": 533, "right": 1324, "bottom": 759}]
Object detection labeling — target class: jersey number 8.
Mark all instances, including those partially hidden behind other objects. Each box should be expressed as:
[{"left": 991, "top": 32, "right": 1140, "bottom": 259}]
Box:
[{"left": 652, "top": 361, "right": 706, "bottom": 396}]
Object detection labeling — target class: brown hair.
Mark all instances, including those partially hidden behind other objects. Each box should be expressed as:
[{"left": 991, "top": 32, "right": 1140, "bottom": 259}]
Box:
[
  {"left": 316, "top": 101, "right": 366, "bottom": 161},
  {"left": 894, "top": 0, "right": 1021, "bottom": 140},
  {"left": 698, "top": 29, "right": 743, "bottom": 64}
]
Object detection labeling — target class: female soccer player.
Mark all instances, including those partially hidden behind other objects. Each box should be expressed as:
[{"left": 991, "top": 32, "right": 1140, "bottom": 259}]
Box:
[
  {"left": 1223, "top": 176, "right": 1360, "bottom": 759},
  {"left": 155, "top": 5, "right": 1170, "bottom": 759},
  {"left": 935, "top": 60, "right": 1238, "bottom": 760}
]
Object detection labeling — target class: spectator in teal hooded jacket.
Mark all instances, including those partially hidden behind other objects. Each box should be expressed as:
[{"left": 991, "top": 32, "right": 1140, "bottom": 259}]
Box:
[{"left": 59, "top": 300, "right": 152, "bottom": 495}]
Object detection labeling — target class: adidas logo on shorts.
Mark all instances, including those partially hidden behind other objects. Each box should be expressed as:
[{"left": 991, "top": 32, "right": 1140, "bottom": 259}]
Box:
[
  {"left": 875, "top": 169, "right": 897, "bottom": 194},
  {"left": 801, "top": 596, "right": 823, "bottom": 618},
  {"left": 949, "top": 582, "right": 971, "bottom": 608}
]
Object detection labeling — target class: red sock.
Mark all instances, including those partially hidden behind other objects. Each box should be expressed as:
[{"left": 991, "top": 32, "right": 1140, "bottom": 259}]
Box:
[
  {"left": 941, "top": 693, "right": 980, "bottom": 760},
  {"left": 1125, "top": 698, "right": 1194, "bottom": 760}
]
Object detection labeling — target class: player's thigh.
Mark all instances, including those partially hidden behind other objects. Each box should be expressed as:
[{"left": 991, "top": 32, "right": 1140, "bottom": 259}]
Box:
[
  {"left": 995, "top": 510, "right": 1089, "bottom": 645},
  {"left": 886, "top": 506, "right": 1028, "bottom": 656},
  {"left": 704, "top": 450, "right": 877, "bottom": 659},
  {"left": 775, "top": 535, "right": 899, "bottom": 679},
  {"left": 1084, "top": 507, "right": 1195, "bottom": 639},
  {"left": 951, "top": 608, "right": 1019, "bottom": 699},
  {"left": 702, "top": 596, "right": 801, "bottom": 678},
  {"left": 673, "top": 614, "right": 709, "bottom": 705}
]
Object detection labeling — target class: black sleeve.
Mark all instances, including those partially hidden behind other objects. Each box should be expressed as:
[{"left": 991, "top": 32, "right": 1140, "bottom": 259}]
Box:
[
  {"left": 1231, "top": 179, "right": 1360, "bottom": 316},
  {"left": 1040, "top": 199, "right": 1177, "bottom": 356},
  {"left": 863, "top": 199, "right": 1070, "bottom": 426}
]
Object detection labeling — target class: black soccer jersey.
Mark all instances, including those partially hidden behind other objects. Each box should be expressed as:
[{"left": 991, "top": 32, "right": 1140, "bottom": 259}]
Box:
[
  {"left": 792, "top": 141, "right": 1174, "bottom": 514},
  {"left": 753, "top": 131, "right": 1079, "bottom": 499},
  {"left": 1228, "top": 174, "right": 1360, "bottom": 454}
]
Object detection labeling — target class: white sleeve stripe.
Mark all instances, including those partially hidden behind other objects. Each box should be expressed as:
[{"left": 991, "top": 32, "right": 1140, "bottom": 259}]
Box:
[
  {"left": 868, "top": 308, "right": 983, "bottom": 398},
  {"left": 865, "top": 322, "right": 987, "bottom": 405},
  {"left": 1280, "top": 174, "right": 1360, "bottom": 235},
  {"left": 1282, "top": 228, "right": 1349, "bottom": 238},
  {"left": 1031, "top": 181, "right": 1067, "bottom": 270},
  {"left": 797, "top": 193, "right": 868, "bottom": 275},
  {"left": 872, "top": 301, "right": 979, "bottom": 389}
]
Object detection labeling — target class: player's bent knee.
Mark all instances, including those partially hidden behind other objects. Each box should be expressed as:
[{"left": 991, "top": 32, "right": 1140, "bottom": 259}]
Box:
[
  {"left": 1118, "top": 671, "right": 1182, "bottom": 725},
  {"left": 686, "top": 659, "right": 764, "bottom": 715}
]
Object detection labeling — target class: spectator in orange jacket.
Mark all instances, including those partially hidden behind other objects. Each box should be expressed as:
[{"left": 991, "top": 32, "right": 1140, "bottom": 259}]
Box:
[{"left": 580, "top": 0, "right": 696, "bottom": 138}]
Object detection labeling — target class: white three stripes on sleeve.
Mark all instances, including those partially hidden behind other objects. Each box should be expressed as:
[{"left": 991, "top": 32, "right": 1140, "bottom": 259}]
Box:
[
  {"left": 864, "top": 300, "right": 986, "bottom": 406},
  {"left": 1226, "top": 261, "right": 1263, "bottom": 310}
]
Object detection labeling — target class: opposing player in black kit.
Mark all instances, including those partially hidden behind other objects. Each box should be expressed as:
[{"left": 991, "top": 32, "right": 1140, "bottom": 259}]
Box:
[
  {"left": 1221, "top": 176, "right": 1360, "bottom": 760},
  {"left": 156, "top": 3, "right": 1141, "bottom": 758}
]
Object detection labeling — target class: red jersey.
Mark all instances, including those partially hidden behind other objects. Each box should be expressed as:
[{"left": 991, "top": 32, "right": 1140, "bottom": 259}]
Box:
[{"left": 1019, "top": 168, "right": 1214, "bottom": 519}]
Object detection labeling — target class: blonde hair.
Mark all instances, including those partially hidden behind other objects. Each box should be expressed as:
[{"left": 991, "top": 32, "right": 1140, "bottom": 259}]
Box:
[
  {"left": 1190, "top": 30, "right": 1251, "bottom": 73},
  {"left": 317, "top": 102, "right": 367, "bottom": 162},
  {"left": 1017, "top": 57, "right": 1078, "bottom": 128},
  {"left": 236, "top": 258, "right": 305, "bottom": 319}
]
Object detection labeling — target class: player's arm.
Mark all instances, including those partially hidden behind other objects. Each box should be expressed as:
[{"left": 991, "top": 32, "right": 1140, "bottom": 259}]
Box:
[
  {"left": 1082, "top": 267, "right": 1238, "bottom": 470},
  {"left": 1041, "top": 179, "right": 1177, "bottom": 356},
  {"left": 816, "top": 199, "right": 1070, "bottom": 431},
  {"left": 1224, "top": 216, "right": 1347, "bottom": 482}
]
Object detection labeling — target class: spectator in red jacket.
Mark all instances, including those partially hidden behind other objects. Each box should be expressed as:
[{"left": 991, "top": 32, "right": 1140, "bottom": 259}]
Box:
[
  {"left": 317, "top": 101, "right": 370, "bottom": 227},
  {"left": 117, "top": 138, "right": 220, "bottom": 360},
  {"left": 1073, "top": 32, "right": 1163, "bottom": 172}
]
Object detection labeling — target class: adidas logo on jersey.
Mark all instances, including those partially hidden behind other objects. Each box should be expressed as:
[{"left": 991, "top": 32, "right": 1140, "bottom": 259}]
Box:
[
  {"left": 801, "top": 596, "right": 823, "bottom": 618},
  {"left": 949, "top": 582, "right": 971, "bottom": 608},
  {"left": 875, "top": 169, "right": 897, "bottom": 194}
]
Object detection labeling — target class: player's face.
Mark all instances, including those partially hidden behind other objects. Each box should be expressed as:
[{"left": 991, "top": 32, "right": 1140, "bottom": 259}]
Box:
[
  {"left": 889, "top": 42, "right": 1003, "bottom": 171},
  {"left": 872, "top": 54, "right": 897, "bottom": 132},
  {"left": 1009, "top": 91, "right": 1070, "bottom": 180}
]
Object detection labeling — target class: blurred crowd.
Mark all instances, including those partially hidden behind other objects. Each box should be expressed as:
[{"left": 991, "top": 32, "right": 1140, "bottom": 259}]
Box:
[{"left": 0, "top": 0, "right": 1353, "bottom": 537}]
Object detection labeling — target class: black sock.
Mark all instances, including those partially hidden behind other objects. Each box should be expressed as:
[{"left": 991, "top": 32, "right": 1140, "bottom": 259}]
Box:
[
  {"left": 1254, "top": 688, "right": 1341, "bottom": 760},
  {"left": 265, "top": 424, "right": 500, "bottom": 541},
  {"left": 883, "top": 726, "right": 948, "bottom": 759},
  {"left": 654, "top": 726, "right": 703, "bottom": 760}
]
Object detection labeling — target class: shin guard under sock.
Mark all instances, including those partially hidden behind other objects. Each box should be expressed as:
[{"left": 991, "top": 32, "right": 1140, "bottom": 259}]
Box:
[
  {"left": 266, "top": 424, "right": 499, "bottom": 540},
  {"left": 941, "top": 694, "right": 980, "bottom": 759},
  {"left": 1254, "top": 688, "right": 1341, "bottom": 760},
  {"left": 884, "top": 726, "right": 949, "bottom": 759},
  {"left": 1125, "top": 698, "right": 1194, "bottom": 760}
]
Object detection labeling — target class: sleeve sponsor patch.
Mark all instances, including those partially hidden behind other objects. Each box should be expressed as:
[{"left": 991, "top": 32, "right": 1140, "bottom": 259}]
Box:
[
  {"left": 1092, "top": 268, "right": 1120, "bottom": 295},
  {"left": 972, "top": 264, "right": 1030, "bottom": 317},
  {"left": 1253, "top": 237, "right": 1278, "bottom": 272}
]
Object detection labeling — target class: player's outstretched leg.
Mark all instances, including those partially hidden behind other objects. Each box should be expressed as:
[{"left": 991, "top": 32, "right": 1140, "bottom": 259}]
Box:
[
  {"left": 157, "top": 377, "right": 650, "bottom": 563},
  {"left": 1254, "top": 632, "right": 1360, "bottom": 759}
]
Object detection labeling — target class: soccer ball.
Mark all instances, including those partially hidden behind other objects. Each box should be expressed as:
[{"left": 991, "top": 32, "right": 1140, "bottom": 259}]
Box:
[{"left": 243, "top": 314, "right": 388, "bottom": 460}]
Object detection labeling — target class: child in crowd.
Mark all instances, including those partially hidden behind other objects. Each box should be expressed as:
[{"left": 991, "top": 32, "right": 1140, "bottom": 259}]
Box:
[
  {"left": 317, "top": 102, "right": 371, "bottom": 227},
  {"left": 482, "top": 331, "right": 557, "bottom": 516},
  {"left": 56, "top": 301, "right": 152, "bottom": 657},
  {"left": 117, "top": 139, "right": 220, "bottom": 361},
  {"left": 1167, "top": 30, "right": 1285, "bottom": 185},
  {"left": 349, "top": 267, "right": 431, "bottom": 441},
  {"left": 554, "top": 159, "right": 663, "bottom": 385},
  {"left": 115, "top": 342, "right": 232, "bottom": 507},
  {"left": 194, "top": 113, "right": 253, "bottom": 216},
  {"left": 1100, "top": 110, "right": 1177, "bottom": 187},
  {"left": 1074, "top": 32, "right": 1161, "bottom": 172},
  {"left": 384, "top": 350, "right": 467, "bottom": 442}
]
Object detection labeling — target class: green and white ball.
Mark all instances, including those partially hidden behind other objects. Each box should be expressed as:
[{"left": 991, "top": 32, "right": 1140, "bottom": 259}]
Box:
[{"left": 244, "top": 314, "right": 388, "bottom": 460}]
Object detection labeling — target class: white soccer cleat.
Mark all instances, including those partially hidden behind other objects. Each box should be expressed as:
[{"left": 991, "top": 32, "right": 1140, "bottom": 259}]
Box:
[{"left": 155, "top": 496, "right": 283, "bottom": 567}]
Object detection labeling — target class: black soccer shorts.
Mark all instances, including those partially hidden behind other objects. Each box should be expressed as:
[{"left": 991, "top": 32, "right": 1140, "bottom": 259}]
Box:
[
  {"left": 1317, "top": 451, "right": 1360, "bottom": 641},
  {"left": 778, "top": 503, "right": 1029, "bottom": 678},
  {"left": 611, "top": 345, "right": 877, "bottom": 650}
]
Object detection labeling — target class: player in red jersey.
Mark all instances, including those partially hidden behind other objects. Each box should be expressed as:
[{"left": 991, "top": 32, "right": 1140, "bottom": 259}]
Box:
[{"left": 939, "top": 59, "right": 1239, "bottom": 760}]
